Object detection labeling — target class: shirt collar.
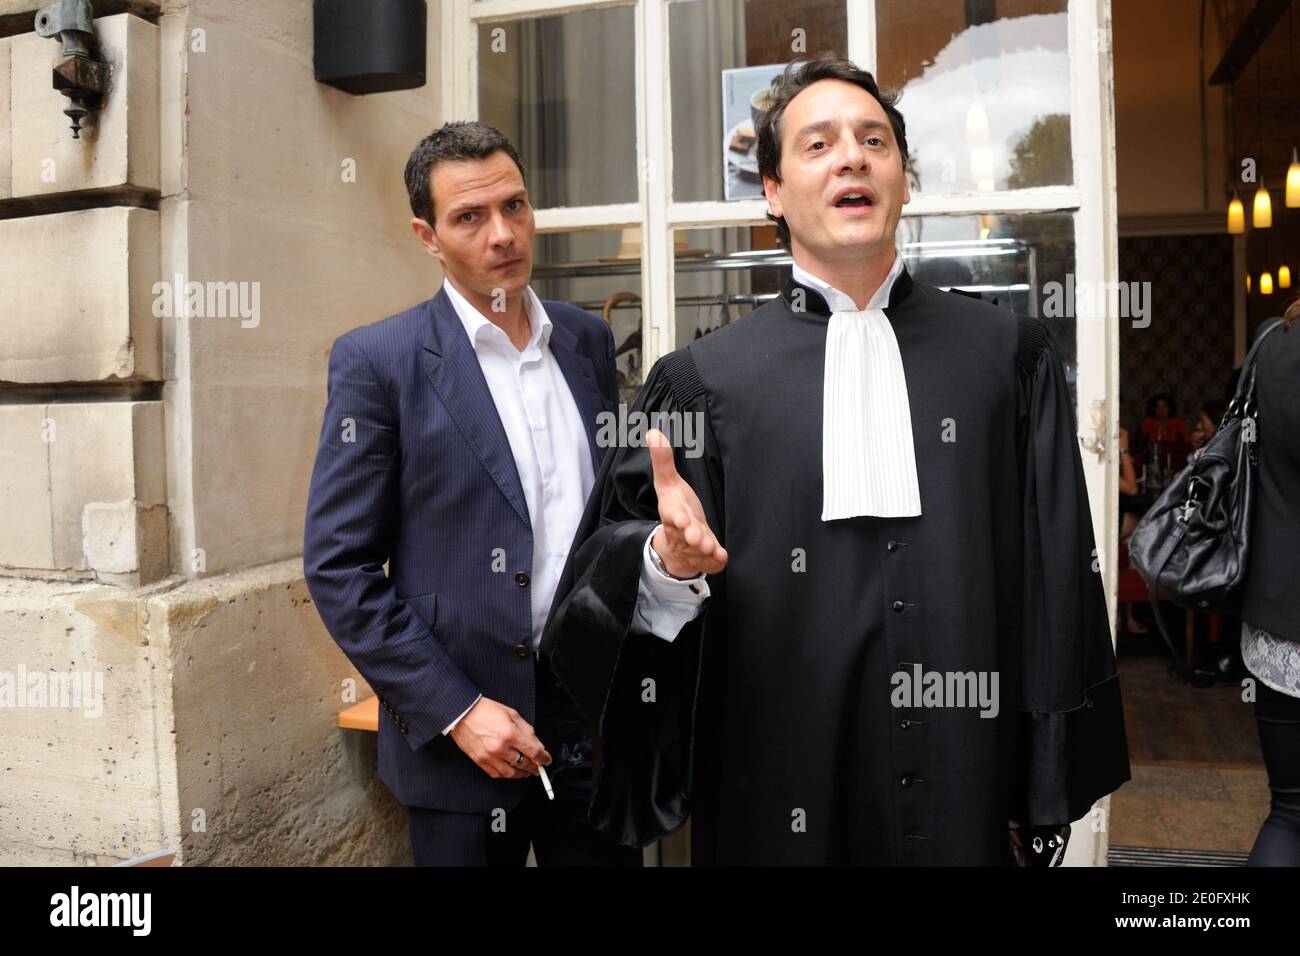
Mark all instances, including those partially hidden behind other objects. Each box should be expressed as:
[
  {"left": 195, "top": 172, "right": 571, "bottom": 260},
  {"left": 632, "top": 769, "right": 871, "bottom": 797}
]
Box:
[
  {"left": 791, "top": 251, "right": 905, "bottom": 314},
  {"left": 443, "top": 277, "right": 552, "bottom": 353}
]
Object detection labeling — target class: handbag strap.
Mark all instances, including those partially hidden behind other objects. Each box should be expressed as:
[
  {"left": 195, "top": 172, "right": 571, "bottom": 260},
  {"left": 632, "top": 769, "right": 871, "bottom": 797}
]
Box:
[{"left": 1228, "top": 317, "right": 1286, "bottom": 418}]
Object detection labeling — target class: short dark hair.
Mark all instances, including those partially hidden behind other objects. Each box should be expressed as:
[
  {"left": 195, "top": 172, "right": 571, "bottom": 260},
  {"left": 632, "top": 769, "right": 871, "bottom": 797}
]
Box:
[
  {"left": 755, "top": 52, "right": 910, "bottom": 251},
  {"left": 404, "top": 121, "right": 527, "bottom": 227}
]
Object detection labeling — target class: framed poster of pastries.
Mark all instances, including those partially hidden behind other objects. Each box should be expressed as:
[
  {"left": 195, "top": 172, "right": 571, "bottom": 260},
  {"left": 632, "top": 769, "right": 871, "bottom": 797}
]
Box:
[{"left": 722, "top": 64, "right": 786, "bottom": 201}]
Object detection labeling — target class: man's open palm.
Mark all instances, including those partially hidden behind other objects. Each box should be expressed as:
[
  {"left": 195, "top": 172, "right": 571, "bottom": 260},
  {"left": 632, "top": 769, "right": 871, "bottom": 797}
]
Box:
[{"left": 648, "top": 428, "right": 727, "bottom": 579}]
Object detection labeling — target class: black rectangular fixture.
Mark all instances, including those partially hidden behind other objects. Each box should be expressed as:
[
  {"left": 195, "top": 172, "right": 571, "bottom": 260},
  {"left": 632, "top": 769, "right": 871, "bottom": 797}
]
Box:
[{"left": 314, "top": 0, "right": 426, "bottom": 95}]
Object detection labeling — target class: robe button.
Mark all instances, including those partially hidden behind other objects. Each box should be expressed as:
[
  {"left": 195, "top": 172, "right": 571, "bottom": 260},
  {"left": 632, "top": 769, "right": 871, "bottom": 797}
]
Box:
[
  {"left": 899, "top": 719, "right": 911, "bottom": 730},
  {"left": 901, "top": 775, "right": 922, "bottom": 787},
  {"left": 886, "top": 540, "right": 898, "bottom": 552},
  {"left": 892, "top": 600, "right": 906, "bottom": 612},
  {"left": 515, "top": 571, "right": 530, "bottom": 587}
]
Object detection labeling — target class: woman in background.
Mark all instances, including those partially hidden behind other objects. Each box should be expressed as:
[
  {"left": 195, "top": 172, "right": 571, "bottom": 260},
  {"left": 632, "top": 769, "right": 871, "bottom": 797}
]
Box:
[
  {"left": 1241, "top": 295, "right": 1300, "bottom": 866},
  {"left": 1190, "top": 399, "right": 1227, "bottom": 452},
  {"left": 1141, "top": 392, "right": 1192, "bottom": 445}
]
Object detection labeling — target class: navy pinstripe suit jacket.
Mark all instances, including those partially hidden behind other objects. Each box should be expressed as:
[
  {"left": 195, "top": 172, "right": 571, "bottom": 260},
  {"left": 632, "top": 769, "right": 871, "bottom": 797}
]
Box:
[{"left": 304, "top": 286, "right": 617, "bottom": 812}]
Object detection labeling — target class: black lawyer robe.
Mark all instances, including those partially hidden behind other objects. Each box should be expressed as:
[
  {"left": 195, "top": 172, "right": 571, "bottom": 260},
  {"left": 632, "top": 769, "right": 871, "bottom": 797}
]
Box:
[{"left": 541, "top": 265, "right": 1131, "bottom": 865}]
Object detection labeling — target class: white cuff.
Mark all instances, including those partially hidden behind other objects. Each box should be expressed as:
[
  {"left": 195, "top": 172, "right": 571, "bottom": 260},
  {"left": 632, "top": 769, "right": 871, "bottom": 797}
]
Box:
[
  {"left": 631, "top": 525, "right": 710, "bottom": 643},
  {"left": 441, "top": 694, "right": 481, "bottom": 735}
]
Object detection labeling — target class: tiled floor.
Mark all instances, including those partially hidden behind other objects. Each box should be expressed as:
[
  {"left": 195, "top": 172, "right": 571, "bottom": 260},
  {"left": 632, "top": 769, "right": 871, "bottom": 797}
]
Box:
[{"left": 1109, "top": 624, "right": 1270, "bottom": 856}]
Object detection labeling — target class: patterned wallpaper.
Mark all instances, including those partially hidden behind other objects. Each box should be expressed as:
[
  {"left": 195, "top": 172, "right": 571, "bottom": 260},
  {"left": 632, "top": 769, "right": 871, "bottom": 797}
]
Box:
[{"left": 1118, "top": 233, "right": 1236, "bottom": 442}]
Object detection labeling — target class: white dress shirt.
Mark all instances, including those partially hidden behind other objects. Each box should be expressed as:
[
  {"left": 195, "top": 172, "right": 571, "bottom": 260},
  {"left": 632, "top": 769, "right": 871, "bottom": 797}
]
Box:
[
  {"left": 629, "top": 254, "right": 918, "bottom": 643},
  {"left": 438, "top": 278, "right": 594, "bottom": 734}
]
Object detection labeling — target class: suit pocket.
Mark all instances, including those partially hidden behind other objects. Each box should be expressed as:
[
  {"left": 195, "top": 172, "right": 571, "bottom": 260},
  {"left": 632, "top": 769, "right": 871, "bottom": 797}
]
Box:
[{"left": 399, "top": 590, "right": 438, "bottom": 632}]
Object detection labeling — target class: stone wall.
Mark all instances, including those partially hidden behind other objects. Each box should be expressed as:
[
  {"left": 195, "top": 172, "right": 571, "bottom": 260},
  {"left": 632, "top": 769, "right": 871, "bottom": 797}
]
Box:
[{"left": 1, "top": 0, "right": 444, "bottom": 864}]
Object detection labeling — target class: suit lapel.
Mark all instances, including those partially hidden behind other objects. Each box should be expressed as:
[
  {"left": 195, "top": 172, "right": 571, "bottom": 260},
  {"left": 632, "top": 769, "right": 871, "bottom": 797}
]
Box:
[{"left": 422, "top": 290, "right": 530, "bottom": 527}]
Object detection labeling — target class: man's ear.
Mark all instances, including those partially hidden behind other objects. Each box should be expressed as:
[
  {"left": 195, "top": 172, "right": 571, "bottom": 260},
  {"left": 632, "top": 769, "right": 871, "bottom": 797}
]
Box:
[
  {"left": 902, "top": 172, "right": 911, "bottom": 207},
  {"left": 762, "top": 175, "right": 783, "bottom": 220},
  {"left": 410, "top": 217, "right": 442, "bottom": 260}
]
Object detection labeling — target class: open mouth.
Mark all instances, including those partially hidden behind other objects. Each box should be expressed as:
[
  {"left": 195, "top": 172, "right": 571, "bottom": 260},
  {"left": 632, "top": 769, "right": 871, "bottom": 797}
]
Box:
[{"left": 833, "top": 191, "right": 875, "bottom": 209}]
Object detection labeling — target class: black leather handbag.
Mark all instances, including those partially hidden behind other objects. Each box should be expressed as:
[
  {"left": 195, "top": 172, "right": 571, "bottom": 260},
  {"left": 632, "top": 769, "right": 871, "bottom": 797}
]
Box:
[{"left": 1128, "top": 318, "right": 1284, "bottom": 681}]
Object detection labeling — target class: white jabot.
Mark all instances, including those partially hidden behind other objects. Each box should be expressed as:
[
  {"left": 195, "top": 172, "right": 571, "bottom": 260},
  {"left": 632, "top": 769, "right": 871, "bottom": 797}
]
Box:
[{"left": 793, "top": 254, "right": 923, "bottom": 521}]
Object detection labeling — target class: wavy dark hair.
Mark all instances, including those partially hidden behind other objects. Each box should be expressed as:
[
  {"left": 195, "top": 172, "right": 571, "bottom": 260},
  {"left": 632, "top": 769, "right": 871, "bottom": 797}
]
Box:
[{"left": 754, "top": 52, "right": 910, "bottom": 251}]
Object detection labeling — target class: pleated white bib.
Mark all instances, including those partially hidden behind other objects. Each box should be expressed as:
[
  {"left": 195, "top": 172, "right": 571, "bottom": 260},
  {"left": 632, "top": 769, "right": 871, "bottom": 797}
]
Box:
[{"left": 790, "top": 257, "right": 923, "bottom": 521}]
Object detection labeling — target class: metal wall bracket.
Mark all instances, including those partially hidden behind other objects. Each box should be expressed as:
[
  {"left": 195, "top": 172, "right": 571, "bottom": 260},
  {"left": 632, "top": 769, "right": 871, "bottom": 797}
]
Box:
[{"left": 34, "top": 0, "right": 111, "bottom": 138}]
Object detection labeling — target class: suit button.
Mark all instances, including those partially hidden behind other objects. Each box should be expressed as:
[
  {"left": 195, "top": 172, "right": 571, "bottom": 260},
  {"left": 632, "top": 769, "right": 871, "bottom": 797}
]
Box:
[
  {"left": 901, "top": 775, "right": 921, "bottom": 787},
  {"left": 515, "top": 571, "right": 530, "bottom": 587},
  {"left": 899, "top": 719, "right": 911, "bottom": 730},
  {"left": 886, "top": 540, "right": 899, "bottom": 552},
  {"left": 514, "top": 643, "right": 530, "bottom": 657},
  {"left": 892, "top": 600, "right": 906, "bottom": 612},
  {"left": 399, "top": 721, "right": 408, "bottom": 734}
]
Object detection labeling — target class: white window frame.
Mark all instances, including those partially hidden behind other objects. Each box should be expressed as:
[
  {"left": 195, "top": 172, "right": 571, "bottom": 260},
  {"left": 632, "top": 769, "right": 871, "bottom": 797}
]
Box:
[{"left": 447, "top": 0, "right": 1120, "bottom": 865}]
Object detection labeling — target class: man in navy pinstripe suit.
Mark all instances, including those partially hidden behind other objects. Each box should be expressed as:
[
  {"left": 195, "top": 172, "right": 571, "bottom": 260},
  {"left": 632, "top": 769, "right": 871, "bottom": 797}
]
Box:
[{"left": 304, "top": 122, "right": 640, "bottom": 866}]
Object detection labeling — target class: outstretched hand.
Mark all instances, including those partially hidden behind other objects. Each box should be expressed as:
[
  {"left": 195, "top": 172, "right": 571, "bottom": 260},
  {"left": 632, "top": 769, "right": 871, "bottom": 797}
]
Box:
[{"left": 647, "top": 428, "right": 727, "bottom": 579}]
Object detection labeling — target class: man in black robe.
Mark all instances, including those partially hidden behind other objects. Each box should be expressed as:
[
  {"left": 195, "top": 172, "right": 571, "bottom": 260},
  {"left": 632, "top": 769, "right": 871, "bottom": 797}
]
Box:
[{"left": 541, "top": 53, "right": 1130, "bottom": 865}]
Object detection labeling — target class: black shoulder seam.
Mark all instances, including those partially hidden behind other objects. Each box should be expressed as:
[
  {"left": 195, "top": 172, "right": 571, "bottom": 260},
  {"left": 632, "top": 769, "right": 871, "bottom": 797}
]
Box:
[
  {"left": 658, "top": 348, "right": 707, "bottom": 406},
  {"left": 1016, "top": 316, "right": 1050, "bottom": 377}
]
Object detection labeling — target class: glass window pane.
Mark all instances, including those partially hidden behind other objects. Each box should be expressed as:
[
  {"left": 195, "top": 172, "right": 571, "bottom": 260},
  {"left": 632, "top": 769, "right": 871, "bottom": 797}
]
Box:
[
  {"left": 669, "top": 0, "right": 848, "bottom": 203},
  {"left": 875, "top": 0, "right": 1073, "bottom": 194},
  {"left": 668, "top": 214, "right": 1078, "bottom": 410},
  {"left": 530, "top": 229, "right": 645, "bottom": 404},
  {"left": 478, "top": 7, "right": 638, "bottom": 208},
  {"left": 671, "top": 225, "right": 786, "bottom": 345}
]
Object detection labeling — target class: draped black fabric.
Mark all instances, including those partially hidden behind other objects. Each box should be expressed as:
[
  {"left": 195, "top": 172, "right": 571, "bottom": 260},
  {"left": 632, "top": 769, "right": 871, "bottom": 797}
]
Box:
[{"left": 542, "top": 268, "right": 1130, "bottom": 865}]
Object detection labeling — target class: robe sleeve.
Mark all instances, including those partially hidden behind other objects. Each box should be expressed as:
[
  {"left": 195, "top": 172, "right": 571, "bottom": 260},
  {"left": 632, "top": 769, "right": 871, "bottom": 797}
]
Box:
[
  {"left": 541, "top": 347, "right": 724, "bottom": 848},
  {"left": 1013, "top": 317, "right": 1132, "bottom": 827}
]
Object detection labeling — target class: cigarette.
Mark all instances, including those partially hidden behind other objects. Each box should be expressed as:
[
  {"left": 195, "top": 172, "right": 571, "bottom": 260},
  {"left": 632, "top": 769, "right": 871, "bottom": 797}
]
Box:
[{"left": 538, "top": 764, "right": 554, "bottom": 800}]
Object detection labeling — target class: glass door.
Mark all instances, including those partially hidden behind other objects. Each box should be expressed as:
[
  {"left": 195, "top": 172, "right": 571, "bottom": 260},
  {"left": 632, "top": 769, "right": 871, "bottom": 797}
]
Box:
[{"left": 454, "top": 0, "right": 1121, "bottom": 866}]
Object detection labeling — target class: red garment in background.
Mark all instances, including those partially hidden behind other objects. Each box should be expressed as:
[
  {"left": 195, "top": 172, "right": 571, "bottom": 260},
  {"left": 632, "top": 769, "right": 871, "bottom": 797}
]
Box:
[{"left": 1141, "top": 415, "right": 1191, "bottom": 445}]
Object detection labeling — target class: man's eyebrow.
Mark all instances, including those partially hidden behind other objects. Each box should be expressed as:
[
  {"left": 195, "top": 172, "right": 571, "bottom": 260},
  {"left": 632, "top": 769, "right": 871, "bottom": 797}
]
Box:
[
  {"left": 793, "top": 117, "right": 891, "bottom": 143},
  {"left": 446, "top": 190, "right": 527, "bottom": 218}
]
